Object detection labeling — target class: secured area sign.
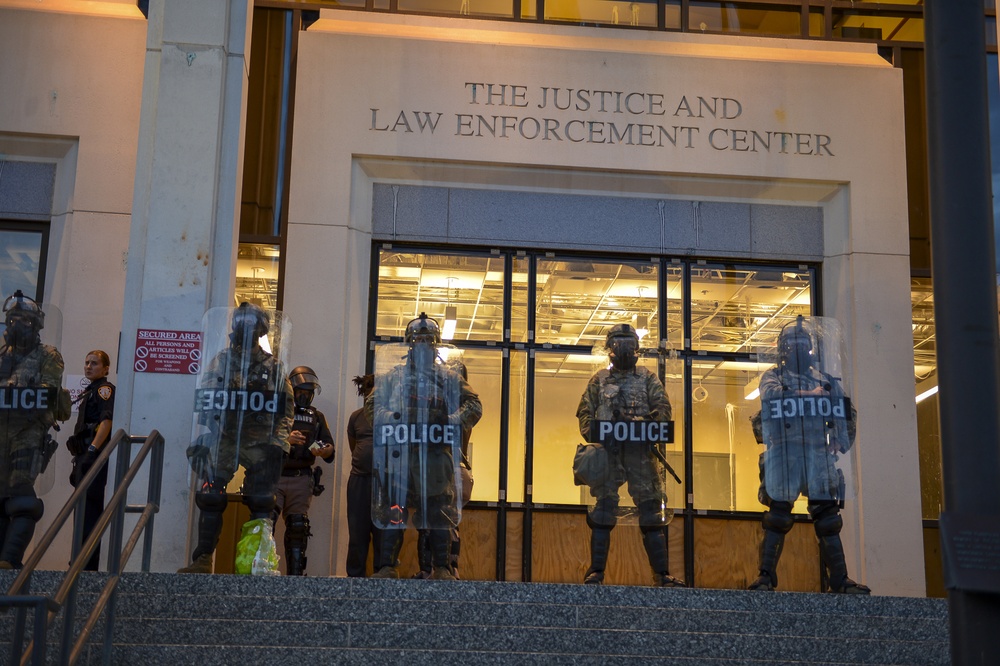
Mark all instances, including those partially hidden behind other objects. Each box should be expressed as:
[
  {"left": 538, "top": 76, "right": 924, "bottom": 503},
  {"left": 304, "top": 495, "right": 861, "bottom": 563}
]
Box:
[{"left": 134, "top": 329, "right": 202, "bottom": 374}]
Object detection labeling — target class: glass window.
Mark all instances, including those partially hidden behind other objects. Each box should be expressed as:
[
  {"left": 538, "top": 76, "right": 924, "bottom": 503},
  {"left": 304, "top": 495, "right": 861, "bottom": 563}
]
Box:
[
  {"left": 689, "top": 2, "right": 803, "bottom": 37},
  {"left": 831, "top": 9, "right": 924, "bottom": 42},
  {"left": 911, "top": 276, "right": 942, "bottom": 521},
  {"left": 234, "top": 243, "right": 280, "bottom": 313},
  {"left": 398, "top": 0, "right": 515, "bottom": 19},
  {"left": 689, "top": 264, "right": 811, "bottom": 353},
  {"left": 375, "top": 248, "right": 507, "bottom": 342},
  {"left": 0, "top": 225, "right": 47, "bottom": 302},
  {"left": 535, "top": 257, "right": 664, "bottom": 348},
  {"left": 544, "top": 0, "right": 658, "bottom": 28}
]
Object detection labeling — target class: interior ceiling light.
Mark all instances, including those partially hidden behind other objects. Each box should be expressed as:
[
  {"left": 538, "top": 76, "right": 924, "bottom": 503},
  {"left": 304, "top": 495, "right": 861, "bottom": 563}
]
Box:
[{"left": 442, "top": 305, "right": 457, "bottom": 340}]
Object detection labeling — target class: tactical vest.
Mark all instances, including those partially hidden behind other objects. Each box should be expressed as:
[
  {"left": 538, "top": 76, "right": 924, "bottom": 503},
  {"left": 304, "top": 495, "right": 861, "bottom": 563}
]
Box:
[
  {"left": 286, "top": 406, "right": 321, "bottom": 470},
  {"left": 593, "top": 367, "right": 654, "bottom": 422}
]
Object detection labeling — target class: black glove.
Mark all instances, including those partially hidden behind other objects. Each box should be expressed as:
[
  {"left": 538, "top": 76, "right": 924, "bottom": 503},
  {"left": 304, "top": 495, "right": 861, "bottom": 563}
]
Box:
[
  {"left": 70, "top": 447, "right": 100, "bottom": 487},
  {"left": 66, "top": 433, "right": 86, "bottom": 456}
]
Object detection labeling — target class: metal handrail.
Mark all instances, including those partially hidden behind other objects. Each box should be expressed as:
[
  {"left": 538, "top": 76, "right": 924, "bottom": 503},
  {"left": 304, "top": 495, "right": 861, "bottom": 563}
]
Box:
[{"left": 0, "top": 429, "right": 165, "bottom": 666}]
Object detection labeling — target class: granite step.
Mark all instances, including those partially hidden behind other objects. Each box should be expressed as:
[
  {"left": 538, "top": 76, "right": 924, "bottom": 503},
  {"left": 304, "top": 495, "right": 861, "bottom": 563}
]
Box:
[{"left": 0, "top": 571, "right": 950, "bottom": 665}]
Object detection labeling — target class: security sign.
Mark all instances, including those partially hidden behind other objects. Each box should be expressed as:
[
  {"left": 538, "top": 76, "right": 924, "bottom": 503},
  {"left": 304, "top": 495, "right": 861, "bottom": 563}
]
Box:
[{"left": 134, "top": 328, "right": 202, "bottom": 374}]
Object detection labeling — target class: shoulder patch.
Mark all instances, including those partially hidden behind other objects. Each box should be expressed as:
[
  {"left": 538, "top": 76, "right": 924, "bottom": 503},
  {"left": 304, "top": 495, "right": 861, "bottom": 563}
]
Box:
[{"left": 98, "top": 385, "right": 113, "bottom": 401}]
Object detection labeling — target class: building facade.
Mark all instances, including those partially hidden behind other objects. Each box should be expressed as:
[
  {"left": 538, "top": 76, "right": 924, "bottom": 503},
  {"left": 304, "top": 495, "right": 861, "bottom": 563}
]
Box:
[{"left": 2, "top": 0, "right": 985, "bottom": 597}]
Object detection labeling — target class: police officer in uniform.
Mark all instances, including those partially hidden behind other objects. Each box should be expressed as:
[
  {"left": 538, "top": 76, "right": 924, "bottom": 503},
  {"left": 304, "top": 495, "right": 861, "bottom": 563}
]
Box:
[
  {"left": 748, "top": 315, "right": 868, "bottom": 594},
  {"left": 274, "top": 365, "right": 334, "bottom": 575},
  {"left": 68, "top": 350, "right": 115, "bottom": 571},
  {"left": 179, "top": 303, "right": 294, "bottom": 574},
  {"left": 577, "top": 323, "right": 684, "bottom": 587},
  {"left": 367, "top": 313, "right": 482, "bottom": 580},
  {"left": 0, "top": 290, "right": 66, "bottom": 569}
]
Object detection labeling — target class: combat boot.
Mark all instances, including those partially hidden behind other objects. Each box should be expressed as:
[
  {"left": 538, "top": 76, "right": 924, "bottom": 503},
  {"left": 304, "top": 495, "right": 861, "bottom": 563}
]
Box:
[
  {"left": 584, "top": 527, "right": 611, "bottom": 585},
  {"left": 177, "top": 553, "right": 213, "bottom": 574},
  {"left": 748, "top": 572, "right": 776, "bottom": 591},
  {"left": 371, "top": 565, "right": 399, "bottom": 579},
  {"left": 430, "top": 566, "right": 457, "bottom": 581},
  {"left": 829, "top": 576, "right": 871, "bottom": 595},
  {"left": 652, "top": 573, "right": 686, "bottom": 587}
]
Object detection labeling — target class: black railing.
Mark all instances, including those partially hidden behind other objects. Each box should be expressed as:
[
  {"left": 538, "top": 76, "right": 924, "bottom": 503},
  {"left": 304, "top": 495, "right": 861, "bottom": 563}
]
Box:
[{"left": 0, "top": 429, "right": 165, "bottom": 666}]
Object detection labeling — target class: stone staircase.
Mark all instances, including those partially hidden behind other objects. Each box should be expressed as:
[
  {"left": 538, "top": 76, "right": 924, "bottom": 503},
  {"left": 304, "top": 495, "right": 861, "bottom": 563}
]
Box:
[{"left": 1, "top": 571, "right": 949, "bottom": 665}]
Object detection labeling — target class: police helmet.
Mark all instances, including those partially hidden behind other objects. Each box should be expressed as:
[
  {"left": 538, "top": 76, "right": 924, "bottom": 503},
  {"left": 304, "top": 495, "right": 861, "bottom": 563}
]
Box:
[
  {"left": 778, "top": 315, "right": 813, "bottom": 353},
  {"left": 605, "top": 323, "right": 639, "bottom": 346},
  {"left": 404, "top": 312, "right": 441, "bottom": 344},
  {"left": 289, "top": 365, "right": 321, "bottom": 396},
  {"left": 231, "top": 302, "right": 270, "bottom": 340},
  {"left": 3, "top": 290, "right": 44, "bottom": 332}
]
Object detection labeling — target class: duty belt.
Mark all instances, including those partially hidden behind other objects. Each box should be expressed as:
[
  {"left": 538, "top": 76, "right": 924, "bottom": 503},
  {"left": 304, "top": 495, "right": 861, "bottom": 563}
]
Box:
[{"left": 281, "top": 468, "right": 312, "bottom": 477}]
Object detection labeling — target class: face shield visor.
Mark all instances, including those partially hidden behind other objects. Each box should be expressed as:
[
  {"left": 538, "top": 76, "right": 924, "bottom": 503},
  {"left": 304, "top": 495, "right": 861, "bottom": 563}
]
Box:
[{"left": 607, "top": 335, "right": 639, "bottom": 370}]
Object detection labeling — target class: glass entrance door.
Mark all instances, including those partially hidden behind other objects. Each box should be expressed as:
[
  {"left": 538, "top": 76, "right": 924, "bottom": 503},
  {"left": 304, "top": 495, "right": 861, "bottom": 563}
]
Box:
[{"left": 369, "top": 243, "right": 819, "bottom": 588}]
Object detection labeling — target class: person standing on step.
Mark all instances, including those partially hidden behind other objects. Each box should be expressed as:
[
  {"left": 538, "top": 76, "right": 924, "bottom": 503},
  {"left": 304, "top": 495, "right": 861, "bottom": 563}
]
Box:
[
  {"left": 68, "top": 350, "right": 115, "bottom": 571},
  {"left": 576, "top": 323, "right": 685, "bottom": 587},
  {"left": 748, "top": 315, "right": 869, "bottom": 594},
  {"left": 273, "top": 365, "right": 334, "bottom": 576},
  {"left": 345, "top": 374, "right": 381, "bottom": 577},
  {"left": 367, "top": 313, "right": 481, "bottom": 580},
  {"left": 179, "top": 302, "right": 294, "bottom": 574},
  {"left": 0, "top": 291, "right": 68, "bottom": 569}
]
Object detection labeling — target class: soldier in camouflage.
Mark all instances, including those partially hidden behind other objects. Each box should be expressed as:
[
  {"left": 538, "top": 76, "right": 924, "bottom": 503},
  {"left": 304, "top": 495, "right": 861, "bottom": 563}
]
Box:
[
  {"left": 577, "top": 323, "right": 684, "bottom": 587},
  {"left": 0, "top": 290, "right": 66, "bottom": 568},
  {"left": 367, "top": 313, "right": 482, "bottom": 580},
  {"left": 179, "top": 303, "right": 294, "bottom": 574}
]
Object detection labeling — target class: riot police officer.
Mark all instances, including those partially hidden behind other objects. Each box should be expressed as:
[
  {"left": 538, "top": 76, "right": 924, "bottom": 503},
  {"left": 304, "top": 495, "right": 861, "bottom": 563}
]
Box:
[
  {"left": 0, "top": 291, "right": 67, "bottom": 568},
  {"left": 274, "top": 365, "right": 334, "bottom": 575},
  {"left": 576, "top": 323, "right": 684, "bottom": 587},
  {"left": 749, "top": 315, "right": 868, "bottom": 594},
  {"left": 179, "top": 303, "right": 294, "bottom": 574},
  {"left": 366, "top": 313, "right": 482, "bottom": 580}
]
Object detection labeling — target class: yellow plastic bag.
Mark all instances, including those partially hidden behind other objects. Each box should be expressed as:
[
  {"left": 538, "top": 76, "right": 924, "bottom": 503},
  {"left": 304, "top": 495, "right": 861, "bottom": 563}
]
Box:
[{"left": 234, "top": 517, "right": 280, "bottom": 575}]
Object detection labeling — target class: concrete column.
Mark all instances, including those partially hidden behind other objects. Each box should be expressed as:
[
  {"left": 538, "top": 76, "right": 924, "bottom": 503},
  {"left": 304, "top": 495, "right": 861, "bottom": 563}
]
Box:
[{"left": 116, "top": 0, "right": 253, "bottom": 571}]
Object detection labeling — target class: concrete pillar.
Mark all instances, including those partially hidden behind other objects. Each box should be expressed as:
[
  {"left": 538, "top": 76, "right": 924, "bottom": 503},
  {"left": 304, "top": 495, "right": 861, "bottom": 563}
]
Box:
[{"left": 116, "top": 0, "right": 253, "bottom": 571}]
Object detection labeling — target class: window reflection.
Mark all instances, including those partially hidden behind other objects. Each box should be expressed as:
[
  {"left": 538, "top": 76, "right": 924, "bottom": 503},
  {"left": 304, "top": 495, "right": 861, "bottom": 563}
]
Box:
[
  {"left": 545, "top": 0, "right": 658, "bottom": 28},
  {"left": 689, "top": 2, "right": 802, "bottom": 36},
  {"left": 0, "top": 227, "right": 44, "bottom": 302}
]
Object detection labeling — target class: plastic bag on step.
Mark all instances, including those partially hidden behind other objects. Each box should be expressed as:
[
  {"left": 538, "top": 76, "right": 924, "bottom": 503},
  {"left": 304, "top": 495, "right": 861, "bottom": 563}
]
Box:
[{"left": 234, "top": 517, "right": 280, "bottom": 575}]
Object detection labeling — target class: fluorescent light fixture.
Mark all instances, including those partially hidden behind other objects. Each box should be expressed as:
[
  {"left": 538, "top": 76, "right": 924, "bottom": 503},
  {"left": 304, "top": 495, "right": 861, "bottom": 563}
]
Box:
[
  {"left": 442, "top": 305, "right": 457, "bottom": 340},
  {"left": 745, "top": 375, "right": 761, "bottom": 401},
  {"left": 915, "top": 375, "right": 938, "bottom": 404}
]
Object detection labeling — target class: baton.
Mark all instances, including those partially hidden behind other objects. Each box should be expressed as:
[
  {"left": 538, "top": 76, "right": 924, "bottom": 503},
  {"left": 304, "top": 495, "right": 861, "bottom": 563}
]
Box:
[{"left": 649, "top": 444, "right": 682, "bottom": 485}]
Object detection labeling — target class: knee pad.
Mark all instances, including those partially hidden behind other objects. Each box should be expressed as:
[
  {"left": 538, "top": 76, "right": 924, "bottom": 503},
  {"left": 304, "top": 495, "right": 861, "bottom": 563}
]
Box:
[
  {"left": 243, "top": 493, "right": 275, "bottom": 517},
  {"left": 285, "top": 514, "right": 311, "bottom": 541},
  {"left": 762, "top": 502, "right": 794, "bottom": 534},
  {"left": 587, "top": 497, "right": 618, "bottom": 529},
  {"left": 810, "top": 503, "right": 843, "bottom": 537},
  {"left": 637, "top": 499, "right": 668, "bottom": 533},
  {"left": 5, "top": 495, "right": 43, "bottom": 521},
  {"left": 194, "top": 487, "right": 228, "bottom": 513}
]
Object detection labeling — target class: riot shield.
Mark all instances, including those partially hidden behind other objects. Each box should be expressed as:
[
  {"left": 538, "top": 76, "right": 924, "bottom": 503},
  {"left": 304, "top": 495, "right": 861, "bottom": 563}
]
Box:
[
  {"left": 577, "top": 342, "right": 680, "bottom": 530},
  {"left": 371, "top": 342, "right": 464, "bottom": 531},
  {"left": 186, "top": 304, "right": 293, "bottom": 569},
  {"left": 0, "top": 292, "right": 65, "bottom": 499},
  {"left": 755, "top": 315, "right": 857, "bottom": 505}
]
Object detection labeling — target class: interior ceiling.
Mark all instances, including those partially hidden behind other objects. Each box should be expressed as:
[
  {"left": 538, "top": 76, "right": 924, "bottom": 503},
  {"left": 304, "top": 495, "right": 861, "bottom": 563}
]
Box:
[{"left": 377, "top": 254, "right": 941, "bottom": 384}]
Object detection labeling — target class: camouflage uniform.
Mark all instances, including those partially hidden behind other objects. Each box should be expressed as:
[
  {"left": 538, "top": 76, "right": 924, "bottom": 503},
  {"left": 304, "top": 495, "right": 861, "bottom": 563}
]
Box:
[
  {"left": 575, "top": 323, "right": 683, "bottom": 587},
  {"left": 0, "top": 343, "right": 64, "bottom": 492},
  {"left": 577, "top": 365, "right": 672, "bottom": 521}
]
